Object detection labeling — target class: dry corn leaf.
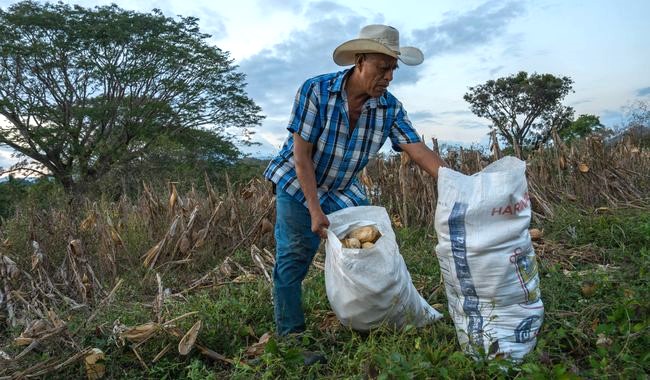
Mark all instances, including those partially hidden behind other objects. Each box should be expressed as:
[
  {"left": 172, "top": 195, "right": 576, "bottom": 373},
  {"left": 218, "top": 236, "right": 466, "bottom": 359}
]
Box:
[
  {"left": 110, "top": 228, "right": 124, "bottom": 246},
  {"left": 400, "top": 151, "right": 411, "bottom": 166},
  {"left": 1, "top": 255, "right": 20, "bottom": 279},
  {"left": 80, "top": 213, "right": 96, "bottom": 232},
  {"left": 392, "top": 215, "right": 403, "bottom": 228},
  {"left": 233, "top": 273, "right": 257, "bottom": 283},
  {"left": 318, "top": 312, "right": 340, "bottom": 332},
  {"left": 25, "top": 319, "right": 48, "bottom": 336},
  {"left": 178, "top": 320, "right": 202, "bottom": 355},
  {"left": 244, "top": 332, "right": 273, "bottom": 357},
  {"left": 179, "top": 235, "right": 191, "bottom": 254},
  {"left": 142, "top": 240, "right": 164, "bottom": 268},
  {"left": 85, "top": 348, "right": 106, "bottom": 380},
  {"left": 69, "top": 239, "right": 84, "bottom": 256},
  {"left": 47, "top": 309, "right": 65, "bottom": 329},
  {"left": 14, "top": 337, "right": 34, "bottom": 346},
  {"left": 260, "top": 218, "right": 273, "bottom": 235},
  {"left": 193, "top": 228, "right": 209, "bottom": 249},
  {"left": 240, "top": 188, "right": 254, "bottom": 200},
  {"left": 529, "top": 228, "right": 543, "bottom": 241},
  {"left": 31, "top": 241, "right": 44, "bottom": 271},
  {"left": 169, "top": 183, "right": 178, "bottom": 212},
  {"left": 360, "top": 168, "right": 374, "bottom": 189},
  {"left": 120, "top": 322, "right": 159, "bottom": 343}
]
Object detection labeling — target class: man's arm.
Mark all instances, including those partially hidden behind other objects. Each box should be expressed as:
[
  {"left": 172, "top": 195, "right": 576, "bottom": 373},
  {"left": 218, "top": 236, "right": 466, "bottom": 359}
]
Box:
[
  {"left": 293, "top": 132, "right": 329, "bottom": 238},
  {"left": 399, "top": 141, "right": 447, "bottom": 179}
]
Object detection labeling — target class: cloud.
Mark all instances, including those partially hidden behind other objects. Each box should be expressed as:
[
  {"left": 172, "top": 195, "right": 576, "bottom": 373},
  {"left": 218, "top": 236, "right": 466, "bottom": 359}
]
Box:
[
  {"left": 489, "top": 65, "right": 505, "bottom": 76},
  {"left": 240, "top": 1, "right": 527, "bottom": 121},
  {"left": 238, "top": 137, "right": 279, "bottom": 159},
  {"left": 239, "top": 5, "right": 365, "bottom": 118},
  {"left": 599, "top": 110, "right": 624, "bottom": 129},
  {"left": 570, "top": 98, "right": 594, "bottom": 107},
  {"left": 408, "top": 111, "right": 437, "bottom": 122},
  {"left": 237, "top": 0, "right": 527, "bottom": 156},
  {"left": 255, "top": 0, "right": 304, "bottom": 12},
  {"left": 409, "top": 109, "right": 473, "bottom": 123},
  {"left": 0, "top": 147, "right": 18, "bottom": 170},
  {"left": 456, "top": 120, "right": 489, "bottom": 130},
  {"left": 412, "top": 1, "right": 527, "bottom": 58},
  {"left": 191, "top": 7, "right": 227, "bottom": 38},
  {"left": 637, "top": 87, "right": 650, "bottom": 97}
]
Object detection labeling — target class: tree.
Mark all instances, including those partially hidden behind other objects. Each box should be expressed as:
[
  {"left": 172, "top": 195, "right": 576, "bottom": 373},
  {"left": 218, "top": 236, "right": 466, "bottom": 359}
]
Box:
[
  {"left": 95, "top": 127, "right": 248, "bottom": 196},
  {"left": 464, "top": 71, "right": 573, "bottom": 157},
  {"left": 0, "top": 1, "right": 263, "bottom": 194},
  {"left": 558, "top": 114, "right": 607, "bottom": 143}
]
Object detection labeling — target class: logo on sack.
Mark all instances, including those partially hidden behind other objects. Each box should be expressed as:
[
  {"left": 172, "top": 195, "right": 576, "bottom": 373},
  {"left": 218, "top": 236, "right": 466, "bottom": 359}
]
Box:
[
  {"left": 510, "top": 247, "right": 541, "bottom": 304},
  {"left": 514, "top": 315, "right": 541, "bottom": 343},
  {"left": 491, "top": 192, "right": 530, "bottom": 216}
]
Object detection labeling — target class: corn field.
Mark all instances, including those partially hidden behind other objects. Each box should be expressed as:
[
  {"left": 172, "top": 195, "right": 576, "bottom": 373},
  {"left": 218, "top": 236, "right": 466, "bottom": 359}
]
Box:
[{"left": 0, "top": 133, "right": 648, "bottom": 377}]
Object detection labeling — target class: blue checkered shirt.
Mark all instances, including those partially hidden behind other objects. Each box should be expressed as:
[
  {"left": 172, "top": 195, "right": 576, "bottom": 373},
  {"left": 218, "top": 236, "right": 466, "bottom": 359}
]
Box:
[{"left": 263, "top": 69, "right": 422, "bottom": 209}]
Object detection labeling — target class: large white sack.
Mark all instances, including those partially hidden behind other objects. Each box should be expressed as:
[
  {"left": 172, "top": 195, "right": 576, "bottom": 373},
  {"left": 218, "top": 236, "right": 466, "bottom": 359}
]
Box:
[
  {"left": 434, "top": 156, "right": 544, "bottom": 362},
  {"left": 325, "top": 206, "right": 442, "bottom": 331}
]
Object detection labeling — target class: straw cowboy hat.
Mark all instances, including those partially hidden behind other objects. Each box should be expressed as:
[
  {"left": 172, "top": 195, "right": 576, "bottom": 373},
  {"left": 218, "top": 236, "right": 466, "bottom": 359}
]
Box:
[{"left": 333, "top": 24, "right": 424, "bottom": 66}]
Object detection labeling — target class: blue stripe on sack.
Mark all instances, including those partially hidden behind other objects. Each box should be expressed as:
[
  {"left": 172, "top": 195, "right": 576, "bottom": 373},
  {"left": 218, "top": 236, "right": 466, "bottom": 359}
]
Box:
[{"left": 448, "top": 202, "right": 484, "bottom": 349}]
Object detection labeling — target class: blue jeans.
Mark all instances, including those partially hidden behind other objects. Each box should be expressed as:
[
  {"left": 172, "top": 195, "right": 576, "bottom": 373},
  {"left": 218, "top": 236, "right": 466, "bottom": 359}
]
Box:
[{"left": 273, "top": 187, "right": 367, "bottom": 336}]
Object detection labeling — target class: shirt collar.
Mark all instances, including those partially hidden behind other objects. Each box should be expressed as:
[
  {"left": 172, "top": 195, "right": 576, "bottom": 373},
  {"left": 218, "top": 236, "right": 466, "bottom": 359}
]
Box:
[{"left": 329, "top": 69, "right": 389, "bottom": 108}]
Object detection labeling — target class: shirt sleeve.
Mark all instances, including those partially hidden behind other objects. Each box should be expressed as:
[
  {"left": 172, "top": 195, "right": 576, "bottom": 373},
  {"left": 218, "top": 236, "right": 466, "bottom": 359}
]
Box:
[
  {"left": 287, "top": 80, "right": 321, "bottom": 144},
  {"left": 389, "top": 101, "right": 422, "bottom": 151}
]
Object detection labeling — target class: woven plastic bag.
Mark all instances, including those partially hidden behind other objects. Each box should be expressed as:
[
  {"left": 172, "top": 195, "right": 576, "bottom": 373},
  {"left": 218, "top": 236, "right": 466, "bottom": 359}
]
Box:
[
  {"left": 325, "top": 206, "right": 442, "bottom": 331},
  {"left": 434, "top": 156, "right": 544, "bottom": 361}
]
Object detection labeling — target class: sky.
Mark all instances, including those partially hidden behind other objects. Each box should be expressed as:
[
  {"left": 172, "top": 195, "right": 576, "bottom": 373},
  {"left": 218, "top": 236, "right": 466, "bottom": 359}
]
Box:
[{"left": 0, "top": 0, "right": 649, "bottom": 166}]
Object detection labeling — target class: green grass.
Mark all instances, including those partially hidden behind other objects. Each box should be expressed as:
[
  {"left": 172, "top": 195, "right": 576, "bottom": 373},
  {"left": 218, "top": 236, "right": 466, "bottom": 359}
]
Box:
[{"left": 2, "top": 208, "right": 649, "bottom": 379}]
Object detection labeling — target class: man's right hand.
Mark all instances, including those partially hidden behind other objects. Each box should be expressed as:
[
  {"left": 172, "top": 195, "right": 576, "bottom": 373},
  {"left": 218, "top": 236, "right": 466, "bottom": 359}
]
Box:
[{"left": 310, "top": 208, "right": 330, "bottom": 239}]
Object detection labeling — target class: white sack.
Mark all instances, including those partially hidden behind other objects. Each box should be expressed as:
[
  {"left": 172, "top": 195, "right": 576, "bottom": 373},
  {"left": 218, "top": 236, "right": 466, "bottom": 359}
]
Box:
[
  {"left": 325, "top": 206, "right": 442, "bottom": 331},
  {"left": 434, "top": 156, "right": 544, "bottom": 361}
]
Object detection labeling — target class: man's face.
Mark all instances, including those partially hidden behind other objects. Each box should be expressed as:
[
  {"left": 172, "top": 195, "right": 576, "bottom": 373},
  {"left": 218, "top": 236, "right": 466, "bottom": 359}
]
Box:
[{"left": 357, "top": 53, "right": 399, "bottom": 98}]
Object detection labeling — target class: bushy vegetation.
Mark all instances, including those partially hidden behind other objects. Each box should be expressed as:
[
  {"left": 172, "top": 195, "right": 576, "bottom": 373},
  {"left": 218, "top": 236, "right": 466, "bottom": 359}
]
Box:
[
  {"left": 4, "top": 204, "right": 647, "bottom": 378},
  {"left": 1, "top": 133, "right": 648, "bottom": 379}
]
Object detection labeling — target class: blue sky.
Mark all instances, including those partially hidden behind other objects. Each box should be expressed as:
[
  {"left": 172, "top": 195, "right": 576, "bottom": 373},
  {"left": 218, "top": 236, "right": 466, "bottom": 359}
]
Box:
[{"left": 1, "top": 0, "right": 649, "bottom": 164}]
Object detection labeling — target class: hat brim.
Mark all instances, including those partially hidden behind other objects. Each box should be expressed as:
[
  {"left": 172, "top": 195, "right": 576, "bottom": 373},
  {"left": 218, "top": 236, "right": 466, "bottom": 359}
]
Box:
[{"left": 333, "top": 39, "right": 424, "bottom": 66}]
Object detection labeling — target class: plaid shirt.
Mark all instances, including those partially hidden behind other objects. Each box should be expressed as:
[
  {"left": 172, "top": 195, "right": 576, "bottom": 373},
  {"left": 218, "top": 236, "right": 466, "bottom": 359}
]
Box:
[{"left": 263, "top": 69, "right": 422, "bottom": 209}]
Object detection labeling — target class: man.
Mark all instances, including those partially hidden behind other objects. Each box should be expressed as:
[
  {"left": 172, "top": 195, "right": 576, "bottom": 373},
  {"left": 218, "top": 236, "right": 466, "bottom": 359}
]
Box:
[{"left": 263, "top": 24, "right": 446, "bottom": 338}]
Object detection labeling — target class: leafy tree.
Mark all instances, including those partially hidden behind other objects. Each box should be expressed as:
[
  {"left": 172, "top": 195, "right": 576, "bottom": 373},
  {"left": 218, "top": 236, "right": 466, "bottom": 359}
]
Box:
[
  {"left": 464, "top": 71, "right": 573, "bottom": 157},
  {"left": 558, "top": 114, "right": 607, "bottom": 143},
  {"left": 94, "top": 127, "right": 252, "bottom": 197},
  {"left": 0, "top": 1, "right": 263, "bottom": 194}
]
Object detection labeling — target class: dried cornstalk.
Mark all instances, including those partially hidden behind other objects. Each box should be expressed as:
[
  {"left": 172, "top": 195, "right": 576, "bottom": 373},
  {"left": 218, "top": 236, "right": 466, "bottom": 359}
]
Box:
[
  {"left": 1, "top": 255, "right": 19, "bottom": 327},
  {"left": 250, "top": 245, "right": 272, "bottom": 283}
]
